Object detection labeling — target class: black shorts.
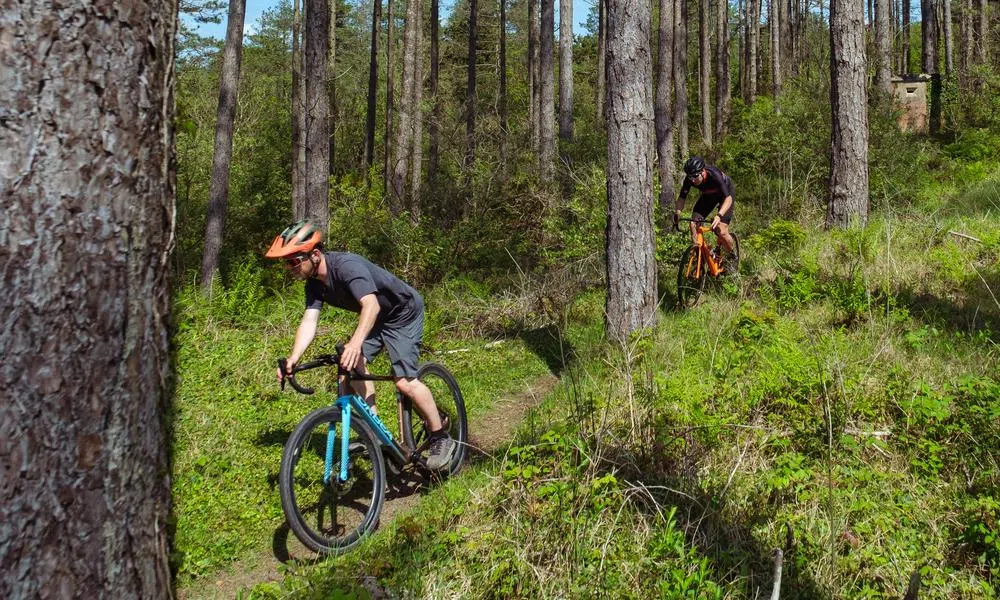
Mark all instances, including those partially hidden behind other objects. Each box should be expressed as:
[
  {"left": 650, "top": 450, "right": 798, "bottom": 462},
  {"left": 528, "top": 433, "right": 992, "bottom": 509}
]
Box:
[{"left": 692, "top": 198, "right": 733, "bottom": 224}]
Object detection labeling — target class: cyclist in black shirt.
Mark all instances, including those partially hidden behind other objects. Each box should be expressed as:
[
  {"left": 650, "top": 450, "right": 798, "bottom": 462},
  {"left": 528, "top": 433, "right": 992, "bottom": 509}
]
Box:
[{"left": 673, "top": 156, "right": 737, "bottom": 255}]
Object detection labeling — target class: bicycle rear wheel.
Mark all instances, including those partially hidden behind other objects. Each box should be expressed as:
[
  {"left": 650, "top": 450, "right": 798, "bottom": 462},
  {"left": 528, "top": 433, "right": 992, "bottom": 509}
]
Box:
[
  {"left": 279, "top": 406, "right": 385, "bottom": 554},
  {"left": 401, "top": 362, "right": 468, "bottom": 476},
  {"left": 720, "top": 232, "right": 740, "bottom": 276},
  {"left": 677, "top": 246, "right": 707, "bottom": 308}
]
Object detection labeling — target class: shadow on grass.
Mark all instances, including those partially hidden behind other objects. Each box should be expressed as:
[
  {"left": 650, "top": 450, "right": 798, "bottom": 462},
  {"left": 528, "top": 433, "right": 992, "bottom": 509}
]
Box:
[
  {"left": 520, "top": 323, "right": 575, "bottom": 376},
  {"left": 894, "top": 282, "right": 1000, "bottom": 338}
]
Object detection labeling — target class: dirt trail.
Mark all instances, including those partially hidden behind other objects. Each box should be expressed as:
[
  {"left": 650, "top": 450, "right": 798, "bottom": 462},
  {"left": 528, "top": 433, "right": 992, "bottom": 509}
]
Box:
[{"left": 179, "top": 373, "right": 559, "bottom": 600}]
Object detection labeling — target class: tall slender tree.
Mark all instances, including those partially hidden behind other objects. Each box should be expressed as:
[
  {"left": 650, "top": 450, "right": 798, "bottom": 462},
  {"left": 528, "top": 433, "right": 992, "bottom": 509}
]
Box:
[
  {"left": 200, "top": 0, "right": 247, "bottom": 294},
  {"left": 747, "top": 0, "right": 759, "bottom": 103},
  {"left": 364, "top": 0, "right": 381, "bottom": 170},
  {"left": 921, "top": 0, "right": 938, "bottom": 72},
  {"left": 540, "top": 0, "right": 556, "bottom": 180},
  {"left": 559, "top": 0, "right": 574, "bottom": 141},
  {"left": 771, "top": 0, "right": 782, "bottom": 101},
  {"left": 699, "top": 0, "right": 713, "bottom": 146},
  {"left": 293, "top": 0, "right": 307, "bottom": 216},
  {"left": 974, "top": 0, "right": 986, "bottom": 64},
  {"left": 598, "top": 0, "right": 608, "bottom": 120},
  {"left": 828, "top": 0, "right": 869, "bottom": 228},
  {"left": 876, "top": 0, "right": 894, "bottom": 96},
  {"left": 605, "top": 0, "right": 658, "bottom": 341},
  {"left": 656, "top": 0, "right": 676, "bottom": 212},
  {"left": 960, "top": 0, "right": 972, "bottom": 72},
  {"left": 1, "top": 1, "right": 176, "bottom": 595},
  {"left": 943, "top": 0, "right": 953, "bottom": 73},
  {"left": 410, "top": 1, "right": 424, "bottom": 219},
  {"left": 329, "top": 0, "right": 338, "bottom": 175},
  {"left": 430, "top": 0, "right": 441, "bottom": 186},
  {"left": 903, "top": 0, "right": 911, "bottom": 71},
  {"left": 530, "top": 0, "right": 541, "bottom": 152},
  {"left": 500, "top": 0, "right": 509, "bottom": 160},
  {"left": 674, "top": 0, "right": 689, "bottom": 158},
  {"left": 466, "top": 0, "right": 480, "bottom": 191},
  {"left": 716, "top": 0, "right": 731, "bottom": 142},
  {"left": 384, "top": 0, "right": 395, "bottom": 203},
  {"left": 392, "top": 0, "right": 420, "bottom": 208},
  {"left": 306, "top": 0, "right": 331, "bottom": 232}
]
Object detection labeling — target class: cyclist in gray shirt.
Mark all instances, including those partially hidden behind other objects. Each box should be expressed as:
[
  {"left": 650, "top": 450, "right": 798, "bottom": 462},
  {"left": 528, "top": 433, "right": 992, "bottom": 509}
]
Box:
[{"left": 266, "top": 220, "right": 456, "bottom": 469}]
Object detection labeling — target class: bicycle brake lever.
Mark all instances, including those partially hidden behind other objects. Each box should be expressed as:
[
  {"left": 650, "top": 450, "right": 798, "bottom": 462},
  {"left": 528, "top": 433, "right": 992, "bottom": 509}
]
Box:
[{"left": 278, "top": 358, "right": 287, "bottom": 391}]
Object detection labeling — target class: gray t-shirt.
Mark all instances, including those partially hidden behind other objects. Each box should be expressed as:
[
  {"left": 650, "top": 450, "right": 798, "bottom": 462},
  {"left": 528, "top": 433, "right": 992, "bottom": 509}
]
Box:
[{"left": 305, "top": 252, "right": 421, "bottom": 323}]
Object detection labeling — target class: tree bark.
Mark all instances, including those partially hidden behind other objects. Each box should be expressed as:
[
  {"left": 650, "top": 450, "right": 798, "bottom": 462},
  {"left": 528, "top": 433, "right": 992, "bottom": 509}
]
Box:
[
  {"left": 329, "top": 0, "right": 338, "bottom": 176},
  {"left": 466, "top": 0, "right": 479, "bottom": 191},
  {"left": 657, "top": 0, "right": 676, "bottom": 212},
  {"left": 540, "top": 0, "right": 556, "bottom": 180},
  {"left": 771, "top": 0, "right": 781, "bottom": 101},
  {"left": 201, "top": 0, "right": 247, "bottom": 294},
  {"left": 974, "top": 0, "right": 986, "bottom": 64},
  {"left": 393, "top": 0, "right": 419, "bottom": 208},
  {"left": 674, "top": 0, "right": 689, "bottom": 158},
  {"left": 0, "top": 1, "right": 176, "bottom": 596},
  {"left": 902, "top": 0, "right": 911, "bottom": 71},
  {"left": 921, "top": 0, "right": 938, "bottom": 72},
  {"left": 716, "top": 0, "right": 732, "bottom": 141},
  {"left": 960, "top": 0, "right": 971, "bottom": 72},
  {"left": 699, "top": 0, "right": 713, "bottom": 146},
  {"left": 364, "top": 0, "right": 381, "bottom": 170},
  {"left": 293, "top": 0, "right": 307, "bottom": 216},
  {"left": 828, "top": 0, "right": 870, "bottom": 228},
  {"left": 384, "top": 0, "right": 395, "bottom": 204},
  {"left": 530, "top": 0, "right": 541, "bottom": 152},
  {"left": 559, "top": 0, "right": 574, "bottom": 141},
  {"left": 876, "top": 0, "right": 894, "bottom": 96},
  {"left": 598, "top": 0, "right": 608, "bottom": 121},
  {"left": 747, "top": 0, "right": 759, "bottom": 103},
  {"left": 606, "top": 0, "right": 658, "bottom": 342},
  {"left": 410, "top": 0, "right": 423, "bottom": 220},
  {"left": 943, "top": 0, "right": 952, "bottom": 73},
  {"left": 306, "top": 0, "right": 331, "bottom": 232},
  {"left": 500, "top": 0, "right": 509, "bottom": 161},
  {"left": 430, "top": 0, "right": 440, "bottom": 187}
]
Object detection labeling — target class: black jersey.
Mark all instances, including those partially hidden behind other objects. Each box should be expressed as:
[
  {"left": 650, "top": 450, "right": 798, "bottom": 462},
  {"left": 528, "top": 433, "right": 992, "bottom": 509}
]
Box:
[{"left": 678, "top": 165, "right": 734, "bottom": 208}]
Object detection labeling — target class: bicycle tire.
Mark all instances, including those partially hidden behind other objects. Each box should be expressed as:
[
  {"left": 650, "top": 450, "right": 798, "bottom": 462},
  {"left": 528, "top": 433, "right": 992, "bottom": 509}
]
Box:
[
  {"left": 677, "top": 245, "right": 707, "bottom": 308},
  {"left": 400, "top": 362, "right": 469, "bottom": 476},
  {"left": 279, "top": 406, "right": 386, "bottom": 554}
]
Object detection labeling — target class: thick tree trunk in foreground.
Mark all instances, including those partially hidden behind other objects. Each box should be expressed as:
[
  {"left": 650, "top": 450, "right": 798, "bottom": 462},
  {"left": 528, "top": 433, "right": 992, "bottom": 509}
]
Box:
[
  {"left": 0, "top": 2, "right": 176, "bottom": 597},
  {"left": 201, "top": 0, "right": 247, "bottom": 294},
  {"left": 828, "top": 0, "right": 870, "bottom": 228},
  {"left": 656, "top": 0, "right": 676, "bottom": 213},
  {"left": 559, "top": 0, "right": 574, "bottom": 141},
  {"left": 606, "top": 0, "right": 658, "bottom": 341},
  {"left": 306, "top": 0, "right": 331, "bottom": 231},
  {"left": 540, "top": 0, "right": 556, "bottom": 181}
]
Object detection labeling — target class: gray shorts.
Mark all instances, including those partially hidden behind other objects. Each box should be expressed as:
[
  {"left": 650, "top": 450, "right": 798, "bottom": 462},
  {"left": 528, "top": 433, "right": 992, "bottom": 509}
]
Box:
[{"left": 361, "top": 297, "right": 424, "bottom": 379}]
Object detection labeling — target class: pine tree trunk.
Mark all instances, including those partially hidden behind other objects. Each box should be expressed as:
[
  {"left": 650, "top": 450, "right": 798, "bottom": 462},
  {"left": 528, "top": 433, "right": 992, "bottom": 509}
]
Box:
[
  {"left": 393, "top": 0, "right": 418, "bottom": 208},
  {"left": 715, "top": 0, "right": 731, "bottom": 142},
  {"left": 748, "top": 0, "right": 759, "bottom": 103},
  {"left": 0, "top": 1, "right": 176, "bottom": 596},
  {"left": 384, "top": 0, "right": 395, "bottom": 204},
  {"left": 974, "top": 0, "right": 986, "bottom": 64},
  {"left": 559, "top": 0, "right": 574, "bottom": 141},
  {"left": 903, "top": 0, "right": 911, "bottom": 71},
  {"left": 540, "top": 0, "right": 556, "bottom": 180},
  {"left": 598, "top": 0, "right": 608, "bottom": 121},
  {"left": 960, "top": 0, "right": 971, "bottom": 72},
  {"left": 739, "top": 0, "right": 746, "bottom": 93},
  {"left": 657, "top": 0, "right": 676, "bottom": 212},
  {"left": 365, "top": 0, "right": 381, "bottom": 170},
  {"left": 293, "top": 0, "right": 307, "bottom": 216},
  {"left": 411, "top": 0, "right": 424, "bottom": 220},
  {"left": 699, "top": 0, "right": 713, "bottom": 146},
  {"left": 771, "top": 0, "right": 781, "bottom": 101},
  {"left": 466, "top": 0, "right": 479, "bottom": 192},
  {"left": 828, "top": 0, "right": 870, "bottom": 228},
  {"left": 500, "top": 0, "right": 509, "bottom": 161},
  {"left": 306, "top": 0, "right": 331, "bottom": 232},
  {"left": 921, "top": 0, "right": 938, "bottom": 72},
  {"left": 430, "top": 0, "right": 440, "bottom": 187},
  {"left": 606, "top": 0, "right": 658, "bottom": 342},
  {"left": 329, "top": 0, "right": 338, "bottom": 176},
  {"left": 943, "top": 0, "right": 953, "bottom": 73},
  {"left": 674, "top": 0, "right": 689, "bottom": 158},
  {"left": 201, "top": 0, "right": 247, "bottom": 294},
  {"left": 876, "top": 0, "right": 894, "bottom": 96},
  {"left": 530, "top": 0, "right": 541, "bottom": 153}
]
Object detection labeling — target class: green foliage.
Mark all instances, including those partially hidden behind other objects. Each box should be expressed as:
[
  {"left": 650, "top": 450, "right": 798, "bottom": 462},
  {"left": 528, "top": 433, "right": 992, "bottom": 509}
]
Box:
[
  {"left": 944, "top": 128, "right": 1000, "bottom": 163},
  {"left": 961, "top": 495, "right": 1000, "bottom": 578}
]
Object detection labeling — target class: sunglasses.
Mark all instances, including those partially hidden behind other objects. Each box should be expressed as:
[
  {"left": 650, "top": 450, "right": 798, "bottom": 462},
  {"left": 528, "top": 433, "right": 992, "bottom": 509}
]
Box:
[{"left": 284, "top": 254, "right": 310, "bottom": 269}]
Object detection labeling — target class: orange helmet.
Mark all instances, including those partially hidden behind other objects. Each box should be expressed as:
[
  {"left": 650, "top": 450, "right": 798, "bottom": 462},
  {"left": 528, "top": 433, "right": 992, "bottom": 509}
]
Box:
[{"left": 265, "top": 219, "right": 322, "bottom": 258}]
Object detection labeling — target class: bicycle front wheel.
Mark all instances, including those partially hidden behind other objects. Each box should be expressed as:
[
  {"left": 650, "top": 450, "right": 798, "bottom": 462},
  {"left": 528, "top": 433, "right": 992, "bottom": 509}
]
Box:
[
  {"left": 279, "top": 406, "right": 385, "bottom": 554},
  {"left": 401, "top": 362, "right": 469, "bottom": 476},
  {"left": 677, "top": 246, "right": 707, "bottom": 308}
]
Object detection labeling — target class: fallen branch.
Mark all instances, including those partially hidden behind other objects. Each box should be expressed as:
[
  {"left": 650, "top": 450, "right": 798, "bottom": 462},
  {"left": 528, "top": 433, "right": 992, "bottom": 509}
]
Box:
[
  {"left": 843, "top": 428, "right": 892, "bottom": 438},
  {"left": 948, "top": 230, "right": 982, "bottom": 243},
  {"left": 770, "top": 548, "right": 784, "bottom": 600}
]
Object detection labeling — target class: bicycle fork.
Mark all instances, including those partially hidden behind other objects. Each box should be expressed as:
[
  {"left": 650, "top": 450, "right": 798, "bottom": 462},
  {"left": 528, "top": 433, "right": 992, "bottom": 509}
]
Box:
[{"left": 324, "top": 396, "right": 354, "bottom": 485}]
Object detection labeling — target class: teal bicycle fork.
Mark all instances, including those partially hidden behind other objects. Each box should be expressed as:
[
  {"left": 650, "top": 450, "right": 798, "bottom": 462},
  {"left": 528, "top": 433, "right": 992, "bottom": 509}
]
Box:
[{"left": 323, "top": 393, "right": 410, "bottom": 484}]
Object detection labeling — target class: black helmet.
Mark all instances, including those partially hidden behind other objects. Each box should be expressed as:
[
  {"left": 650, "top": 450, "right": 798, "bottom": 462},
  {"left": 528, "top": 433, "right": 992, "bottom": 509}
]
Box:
[{"left": 683, "top": 156, "right": 705, "bottom": 175}]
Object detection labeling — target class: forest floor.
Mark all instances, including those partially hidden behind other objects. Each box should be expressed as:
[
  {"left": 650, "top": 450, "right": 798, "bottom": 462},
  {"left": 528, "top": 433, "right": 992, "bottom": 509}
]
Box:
[{"left": 177, "top": 373, "right": 560, "bottom": 599}]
